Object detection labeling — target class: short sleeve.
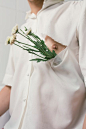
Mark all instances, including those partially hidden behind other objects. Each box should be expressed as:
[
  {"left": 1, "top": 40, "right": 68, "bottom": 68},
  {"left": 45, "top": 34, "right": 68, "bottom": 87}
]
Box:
[
  {"left": 76, "top": 0, "right": 86, "bottom": 86},
  {"left": 2, "top": 45, "right": 15, "bottom": 87}
]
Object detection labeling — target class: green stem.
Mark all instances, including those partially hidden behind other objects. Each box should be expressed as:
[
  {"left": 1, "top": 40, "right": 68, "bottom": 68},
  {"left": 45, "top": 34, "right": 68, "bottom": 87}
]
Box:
[
  {"left": 27, "top": 32, "right": 53, "bottom": 57},
  {"left": 14, "top": 43, "right": 24, "bottom": 49},
  {"left": 31, "top": 34, "right": 49, "bottom": 55},
  {"left": 14, "top": 43, "right": 45, "bottom": 59},
  {"left": 18, "top": 29, "right": 55, "bottom": 58},
  {"left": 30, "top": 33, "right": 55, "bottom": 57},
  {"left": 31, "top": 34, "right": 53, "bottom": 57},
  {"left": 23, "top": 46, "right": 39, "bottom": 52},
  {"left": 31, "top": 33, "right": 41, "bottom": 42},
  {"left": 18, "top": 30, "right": 36, "bottom": 45},
  {"left": 19, "top": 30, "right": 48, "bottom": 56},
  {"left": 27, "top": 50, "right": 46, "bottom": 59},
  {"left": 15, "top": 40, "right": 39, "bottom": 50}
]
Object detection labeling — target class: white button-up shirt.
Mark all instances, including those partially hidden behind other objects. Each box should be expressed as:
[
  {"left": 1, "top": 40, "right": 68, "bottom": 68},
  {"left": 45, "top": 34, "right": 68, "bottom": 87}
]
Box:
[{"left": 2, "top": 0, "right": 86, "bottom": 129}]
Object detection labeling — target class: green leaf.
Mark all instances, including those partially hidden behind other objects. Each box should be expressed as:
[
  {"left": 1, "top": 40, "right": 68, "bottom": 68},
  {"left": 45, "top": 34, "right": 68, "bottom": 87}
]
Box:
[{"left": 52, "top": 50, "right": 57, "bottom": 57}]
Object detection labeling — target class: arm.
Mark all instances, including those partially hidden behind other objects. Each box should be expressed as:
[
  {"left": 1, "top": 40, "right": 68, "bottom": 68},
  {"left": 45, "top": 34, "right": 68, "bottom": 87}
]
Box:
[
  {"left": 0, "top": 45, "right": 14, "bottom": 116},
  {"left": 0, "top": 85, "right": 11, "bottom": 116},
  {"left": 83, "top": 115, "right": 86, "bottom": 129}
]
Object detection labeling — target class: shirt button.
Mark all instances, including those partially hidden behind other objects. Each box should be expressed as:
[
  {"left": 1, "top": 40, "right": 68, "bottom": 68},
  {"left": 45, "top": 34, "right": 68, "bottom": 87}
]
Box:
[
  {"left": 23, "top": 99, "right": 27, "bottom": 102},
  {"left": 27, "top": 74, "right": 29, "bottom": 76}
]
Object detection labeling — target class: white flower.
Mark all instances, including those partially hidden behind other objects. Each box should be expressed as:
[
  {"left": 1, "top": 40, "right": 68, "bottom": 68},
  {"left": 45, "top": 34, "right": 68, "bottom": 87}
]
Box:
[
  {"left": 25, "top": 28, "right": 32, "bottom": 36},
  {"left": 10, "top": 34, "right": 16, "bottom": 45},
  {"left": 11, "top": 24, "right": 18, "bottom": 35},
  {"left": 5, "top": 36, "right": 10, "bottom": 45}
]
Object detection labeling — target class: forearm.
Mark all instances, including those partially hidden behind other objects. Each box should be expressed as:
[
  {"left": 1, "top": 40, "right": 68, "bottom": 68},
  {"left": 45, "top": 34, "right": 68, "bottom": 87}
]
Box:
[
  {"left": 0, "top": 85, "right": 11, "bottom": 116},
  {"left": 83, "top": 115, "right": 86, "bottom": 129}
]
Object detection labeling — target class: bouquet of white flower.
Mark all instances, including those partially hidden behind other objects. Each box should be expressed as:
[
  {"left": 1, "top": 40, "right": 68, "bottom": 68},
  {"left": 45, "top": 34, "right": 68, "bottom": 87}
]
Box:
[{"left": 5, "top": 24, "right": 57, "bottom": 63}]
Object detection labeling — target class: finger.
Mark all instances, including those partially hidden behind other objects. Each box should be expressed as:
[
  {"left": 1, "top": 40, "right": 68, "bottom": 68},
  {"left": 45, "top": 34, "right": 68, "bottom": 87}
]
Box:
[{"left": 52, "top": 44, "right": 58, "bottom": 49}]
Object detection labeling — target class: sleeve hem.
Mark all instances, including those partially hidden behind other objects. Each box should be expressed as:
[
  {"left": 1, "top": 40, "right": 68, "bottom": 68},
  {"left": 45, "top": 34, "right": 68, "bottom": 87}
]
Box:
[{"left": 2, "top": 74, "right": 13, "bottom": 87}]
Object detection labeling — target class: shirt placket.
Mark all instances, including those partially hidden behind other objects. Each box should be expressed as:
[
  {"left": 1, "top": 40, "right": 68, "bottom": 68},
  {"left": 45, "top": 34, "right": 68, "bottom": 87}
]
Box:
[
  {"left": 18, "top": 16, "right": 38, "bottom": 129},
  {"left": 23, "top": 16, "right": 38, "bottom": 101}
]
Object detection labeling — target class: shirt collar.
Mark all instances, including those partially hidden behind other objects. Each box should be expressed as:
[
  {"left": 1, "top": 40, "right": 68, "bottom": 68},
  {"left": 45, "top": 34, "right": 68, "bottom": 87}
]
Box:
[{"left": 25, "top": 0, "right": 64, "bottom": 20}]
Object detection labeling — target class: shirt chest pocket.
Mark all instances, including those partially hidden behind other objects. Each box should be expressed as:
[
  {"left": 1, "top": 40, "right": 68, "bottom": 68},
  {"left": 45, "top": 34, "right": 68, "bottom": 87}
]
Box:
[{"left": 71, "top": 46, "right": 79, "bottom": 62}]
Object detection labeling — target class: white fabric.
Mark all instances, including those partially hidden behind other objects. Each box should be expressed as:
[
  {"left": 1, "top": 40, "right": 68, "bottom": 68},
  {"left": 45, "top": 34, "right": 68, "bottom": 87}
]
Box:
[
  {"left": 2, "top": 0, "right": 86, "bottom": 129},
  {"left": 25, "top": 0, "right": 64, "bottom": 20}
]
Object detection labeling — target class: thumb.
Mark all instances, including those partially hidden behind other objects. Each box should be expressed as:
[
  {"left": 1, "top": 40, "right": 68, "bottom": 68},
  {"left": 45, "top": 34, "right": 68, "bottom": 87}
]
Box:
[{"left": 52, "top": 44, "right": 58, "bottom": 49}]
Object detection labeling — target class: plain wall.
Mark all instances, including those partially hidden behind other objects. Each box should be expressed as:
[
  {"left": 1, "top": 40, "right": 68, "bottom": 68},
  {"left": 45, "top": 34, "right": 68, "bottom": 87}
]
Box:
[
  {"left": 0, "top": 0, "right": 30, "bottom": 87},
  {"left": 0, "top": 0, "right": 30, "bottom": 128}
]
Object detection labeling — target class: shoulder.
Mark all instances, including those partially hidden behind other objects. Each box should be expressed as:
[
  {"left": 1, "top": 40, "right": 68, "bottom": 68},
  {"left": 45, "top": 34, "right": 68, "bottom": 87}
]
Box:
[
  {"left": 70, "top": 1, "right": 84, "bottom": 12},
  {"left": 62, "top": 1, "right": 83, "bottom": 12},
  {"left": 47, "top": 1, "right": 84, "bottom": 18},
  {"left": 63, "top": 0, "right": 83, "bottom": 7},
  {"left": 71, "top": 0, "right": 86, "bottom": 27},
  {"left": 63, "top": 1, "right": 84, "bottom": 23}
]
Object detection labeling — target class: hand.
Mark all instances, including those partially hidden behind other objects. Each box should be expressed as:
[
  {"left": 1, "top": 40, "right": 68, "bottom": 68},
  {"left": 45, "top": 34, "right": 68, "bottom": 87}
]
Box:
[{"left": 45, "top": 35, "right": 67, "bottom": 54}]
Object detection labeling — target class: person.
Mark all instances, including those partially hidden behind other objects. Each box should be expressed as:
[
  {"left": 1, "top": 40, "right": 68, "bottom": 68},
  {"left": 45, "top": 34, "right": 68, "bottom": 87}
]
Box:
[{"left": 0, "top": 0, "right": 86, "bottom": 128}]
